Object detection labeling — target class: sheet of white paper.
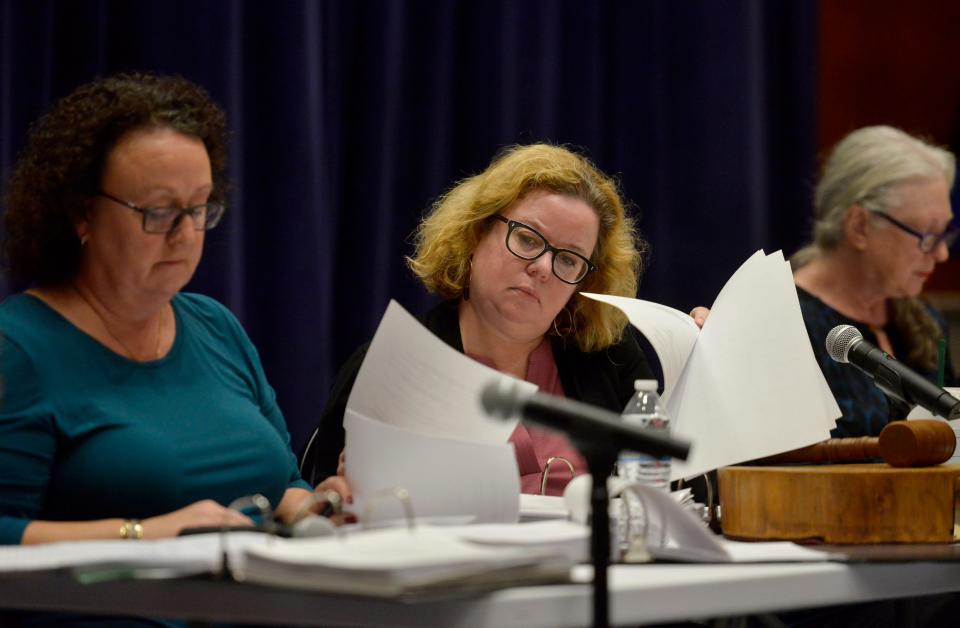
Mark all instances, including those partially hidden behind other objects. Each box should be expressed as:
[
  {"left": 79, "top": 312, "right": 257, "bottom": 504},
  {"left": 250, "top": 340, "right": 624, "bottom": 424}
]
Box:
[
  {"left": 585, "top": 252, "right": 839, "bottom": 480},
  {"left": 707, "top": 252, "right": 838, "bottom": 430},
  {"left": 440, "top": 520, "right": 590, "bottom": 563},
  {"left": 518, "top": 494, "right": 570, "bottom": 521},
  {"left": 667, "top": 251, "right": 839, "bottom": 478},
  {"left": 345, "top": 409, "right": 520, "bottom": 524},
  {"left": 581, "top": 293, "right": 699, "bottom": 404},
  {"left": 0, "top": 532, "right": 270, "bottom": 573},
  {"left": 346, "top": 300, "right": 535, "bottom": 444},
  {"left": 717, "top": 538, "right": 839, "bottom": 563}
]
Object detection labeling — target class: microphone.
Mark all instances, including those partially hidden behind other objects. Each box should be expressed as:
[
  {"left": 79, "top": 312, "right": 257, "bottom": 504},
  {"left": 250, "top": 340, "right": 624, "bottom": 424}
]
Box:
[
  {"left": 825, "top": 324, "right": 960, "bottom": 420},
  {"left": 480, "top": 380, "right": 691, "bottom": 461}
]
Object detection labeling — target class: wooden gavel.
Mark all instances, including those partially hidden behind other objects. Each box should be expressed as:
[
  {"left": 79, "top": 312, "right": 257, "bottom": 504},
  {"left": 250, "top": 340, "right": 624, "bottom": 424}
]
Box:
[{"left": 757, "top": 419, "right": 957, "bottom": 467}]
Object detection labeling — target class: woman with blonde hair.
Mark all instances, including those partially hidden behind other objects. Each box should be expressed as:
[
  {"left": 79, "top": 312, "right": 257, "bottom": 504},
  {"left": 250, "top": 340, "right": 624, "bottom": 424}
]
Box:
[
  {"left": 793, "top": 125, "right": 957, "bottom": 437},
  {"left": 302, "top": 143, "right": 681, "bottom": 495}
]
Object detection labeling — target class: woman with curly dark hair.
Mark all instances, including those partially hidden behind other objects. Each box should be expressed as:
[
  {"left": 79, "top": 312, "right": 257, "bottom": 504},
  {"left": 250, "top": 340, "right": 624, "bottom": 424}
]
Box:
[{"left": 0, "top": 73, "right": 338, "bottom": 546}]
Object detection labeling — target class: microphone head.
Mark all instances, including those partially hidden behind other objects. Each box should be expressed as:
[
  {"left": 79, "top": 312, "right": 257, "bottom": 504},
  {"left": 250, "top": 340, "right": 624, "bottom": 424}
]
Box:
[
  {"left": 826, "top": 324, "right": 863, "bottom": 364},
  {"left": 480, "top": 379, "right": 519, "bottom": 419}
]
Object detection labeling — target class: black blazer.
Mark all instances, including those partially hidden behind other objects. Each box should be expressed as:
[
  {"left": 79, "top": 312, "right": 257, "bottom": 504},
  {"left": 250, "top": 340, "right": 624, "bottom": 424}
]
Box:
[{"left": 300, "top": 300, "right": 654, "bottom": 486}]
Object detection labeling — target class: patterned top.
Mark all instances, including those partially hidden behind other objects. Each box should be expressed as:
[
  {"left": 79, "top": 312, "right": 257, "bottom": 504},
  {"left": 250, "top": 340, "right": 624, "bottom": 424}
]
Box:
[{"left": 796, "top": 287, "right": 955, "bottom": 437}]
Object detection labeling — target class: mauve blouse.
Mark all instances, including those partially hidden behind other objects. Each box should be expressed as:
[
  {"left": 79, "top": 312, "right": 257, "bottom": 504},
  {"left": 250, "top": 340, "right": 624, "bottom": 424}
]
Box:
[{"left": 467, "top": 338, "right": 587, "bottom": 496}]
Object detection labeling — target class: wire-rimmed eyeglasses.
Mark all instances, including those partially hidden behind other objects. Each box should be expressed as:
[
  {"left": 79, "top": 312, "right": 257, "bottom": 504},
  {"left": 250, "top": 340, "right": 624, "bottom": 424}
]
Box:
[
  {"left": 491, "top": 215, "right": 597, "bottom": 284},
  {"left": 871, "top": 211, "right": 959, "bottom": 253},
  {"left": 98, "top": 190, "right": 225, "bottom": 234}
]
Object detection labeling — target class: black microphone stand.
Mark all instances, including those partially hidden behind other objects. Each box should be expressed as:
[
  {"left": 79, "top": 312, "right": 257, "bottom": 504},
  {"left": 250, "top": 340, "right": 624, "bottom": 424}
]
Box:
[
  {"left": 576, "top": 442, "right": 620, "bottom": 628},
  {"left": 479, "top": 384, "right": 691, "bottom": 628}
]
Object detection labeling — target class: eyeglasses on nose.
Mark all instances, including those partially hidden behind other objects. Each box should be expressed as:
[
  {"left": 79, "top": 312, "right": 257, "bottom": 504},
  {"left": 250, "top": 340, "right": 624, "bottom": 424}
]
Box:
[
  {"left": 98, "top": 190, "right": 225, "bottom": 234},
  {"left": 871, "top": 211, "right": 959, "bottom": 253},
  {"left": 491, "top": 214, "right": 597, "bottom": 284}
]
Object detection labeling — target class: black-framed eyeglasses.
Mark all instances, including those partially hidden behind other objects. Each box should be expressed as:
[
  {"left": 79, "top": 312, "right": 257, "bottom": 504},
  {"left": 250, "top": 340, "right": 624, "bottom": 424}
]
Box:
[
  {"left": 98, "top": 190, "right": 225, "bottom": 234},
  {"left": 871, "top": 211, "right": 959, "bottom": 254},
  {"left": 491, "top": 215, "right": 597, "bottom": 284}
]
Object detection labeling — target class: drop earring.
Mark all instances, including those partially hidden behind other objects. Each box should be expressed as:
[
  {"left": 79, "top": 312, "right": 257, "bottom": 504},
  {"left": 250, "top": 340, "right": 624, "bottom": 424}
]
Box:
[{"left": 463, "top": 257, "right": 473, "bottom": 301}]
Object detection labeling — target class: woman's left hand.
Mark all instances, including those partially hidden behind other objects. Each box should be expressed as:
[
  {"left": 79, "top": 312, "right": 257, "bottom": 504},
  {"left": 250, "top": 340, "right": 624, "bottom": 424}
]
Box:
[
  {"left": 689, "top": 306, "right": 710, "bottom": 328},
  {"left": 313, "top": 475, "right": 355, "bottom": 526}
]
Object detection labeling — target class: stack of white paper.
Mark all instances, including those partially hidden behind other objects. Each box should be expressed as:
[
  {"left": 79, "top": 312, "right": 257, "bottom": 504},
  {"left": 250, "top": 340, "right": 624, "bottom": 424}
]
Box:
[
  {"left": 0, "top": 532, "right": 270, "bottom": 576},
  {"left": 237, "top": 526, "right": 572, "bottom": 597},
  {"left": 343, "top": 301, "right": 535, "bottom": 524},
  {"left": 585, "top": 250, "right": 840, "bottom": 480}
]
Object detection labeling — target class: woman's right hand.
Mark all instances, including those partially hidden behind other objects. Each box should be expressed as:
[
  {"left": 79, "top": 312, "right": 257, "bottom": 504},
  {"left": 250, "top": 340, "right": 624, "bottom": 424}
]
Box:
[{"left": 141, "top": 499, "right": 254, "bottom": 539}]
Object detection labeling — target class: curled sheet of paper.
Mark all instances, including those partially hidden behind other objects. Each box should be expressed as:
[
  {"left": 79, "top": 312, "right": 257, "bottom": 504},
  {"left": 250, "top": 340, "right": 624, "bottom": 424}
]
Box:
[
  {"left": 347, "top": 300, "right": 536, "bottom": 444},
  {"left": 585, "top": 250, "right": 839, "bottom": 480},
  {"left": 580, "top": 293, "right": 698, "bottom": 405}
]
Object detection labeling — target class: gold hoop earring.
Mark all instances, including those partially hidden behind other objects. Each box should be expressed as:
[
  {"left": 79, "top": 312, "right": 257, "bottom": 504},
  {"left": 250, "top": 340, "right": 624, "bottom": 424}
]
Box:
[
  {"left": 463, "top": 258, "right": 473, "bottom": 301},
  {"left": 552, "top": 307, "right": 575, "bottom": 337}
]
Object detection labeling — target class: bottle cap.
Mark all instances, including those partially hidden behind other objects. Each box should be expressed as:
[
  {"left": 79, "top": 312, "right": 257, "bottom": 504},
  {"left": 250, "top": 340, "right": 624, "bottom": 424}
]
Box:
[{"left": 634, "top": 379, "right": 659, "bottom": 392}]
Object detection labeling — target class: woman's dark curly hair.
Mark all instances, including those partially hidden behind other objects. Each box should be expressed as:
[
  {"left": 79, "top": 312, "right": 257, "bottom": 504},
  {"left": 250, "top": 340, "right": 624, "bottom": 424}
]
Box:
[{"left": 3, "top": 72, "right": 228, "bottom": 285}]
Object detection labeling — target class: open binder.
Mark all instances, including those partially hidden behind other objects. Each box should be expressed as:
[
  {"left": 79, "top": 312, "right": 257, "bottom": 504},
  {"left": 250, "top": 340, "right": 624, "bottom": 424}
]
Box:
[{"left": 235, "top": 523, "right": 578, "bottom": 598}]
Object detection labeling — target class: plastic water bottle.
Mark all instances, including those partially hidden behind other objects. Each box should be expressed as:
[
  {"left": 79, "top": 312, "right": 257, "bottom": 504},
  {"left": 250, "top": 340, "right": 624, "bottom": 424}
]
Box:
[{"left": 616, "top": 379, "right": 671, "bottom": 491}]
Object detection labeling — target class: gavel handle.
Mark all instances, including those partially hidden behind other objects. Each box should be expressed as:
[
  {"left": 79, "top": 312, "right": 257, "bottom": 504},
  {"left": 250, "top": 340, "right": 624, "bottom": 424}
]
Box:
[
  {"left": 754, "top": 420, "right": 956, "bottom": 467},
  {"left": 756, "top": 437, "right": 879, "bottom": 465}
]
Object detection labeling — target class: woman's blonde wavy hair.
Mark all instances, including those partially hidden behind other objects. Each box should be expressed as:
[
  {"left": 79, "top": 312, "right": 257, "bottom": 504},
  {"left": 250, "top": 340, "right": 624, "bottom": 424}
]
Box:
[
  {"left": 791, "top": 126, "right": 956, "bottom": 371},
  {"left": 407, "top": 143, "right": 646, "bottom": 353}
]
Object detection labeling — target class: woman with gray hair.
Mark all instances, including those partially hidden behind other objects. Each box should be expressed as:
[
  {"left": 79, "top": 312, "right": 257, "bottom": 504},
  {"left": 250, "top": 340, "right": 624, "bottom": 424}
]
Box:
[{"left": 793, "top": 125, "right": 957, "bottom": 437}]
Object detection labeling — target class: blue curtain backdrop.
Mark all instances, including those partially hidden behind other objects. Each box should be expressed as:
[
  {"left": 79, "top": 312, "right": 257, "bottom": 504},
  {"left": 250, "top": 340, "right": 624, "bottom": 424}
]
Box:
[{"left": 0, "top": 0, "right": 817, "bottom": 452}]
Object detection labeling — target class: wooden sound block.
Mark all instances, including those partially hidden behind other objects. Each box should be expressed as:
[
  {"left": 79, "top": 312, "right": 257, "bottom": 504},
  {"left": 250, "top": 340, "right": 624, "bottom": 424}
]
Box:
[{"left": 719, "top": 464, "right": 960, "bottom": 544}]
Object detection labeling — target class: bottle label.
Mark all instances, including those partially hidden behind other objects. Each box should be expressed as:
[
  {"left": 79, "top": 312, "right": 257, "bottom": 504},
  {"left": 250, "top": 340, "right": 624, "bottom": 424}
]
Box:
[
  {"left": 621, "top": 413, "right": 669, "bottom": 431},
  {"left": 618, "top": 410, "right": 671, "bottom": 491}
]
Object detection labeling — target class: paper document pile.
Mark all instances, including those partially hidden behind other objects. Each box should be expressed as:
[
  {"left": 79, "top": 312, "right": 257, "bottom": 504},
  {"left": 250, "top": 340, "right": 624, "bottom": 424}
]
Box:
[
  {"left": 237, "top": 524, "right": 575, "bottom": 597},
  {"left": 343, "top": 301, "right": 535, "bottom": 524},
  {"left": 584, "top": 250, "right": 840, "bottom": 479}
]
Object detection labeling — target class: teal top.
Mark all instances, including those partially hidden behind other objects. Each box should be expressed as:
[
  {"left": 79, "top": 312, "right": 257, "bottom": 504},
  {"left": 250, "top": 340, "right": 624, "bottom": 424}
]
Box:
[{"left": 0, "top": 292, "right": 310, "bottom": 544}]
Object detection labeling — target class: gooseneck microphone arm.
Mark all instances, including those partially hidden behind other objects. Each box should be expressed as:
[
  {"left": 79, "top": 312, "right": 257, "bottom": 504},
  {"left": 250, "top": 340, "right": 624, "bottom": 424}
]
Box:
[{"left": 825, "top": 324, "right": 960, "bottom": 420}]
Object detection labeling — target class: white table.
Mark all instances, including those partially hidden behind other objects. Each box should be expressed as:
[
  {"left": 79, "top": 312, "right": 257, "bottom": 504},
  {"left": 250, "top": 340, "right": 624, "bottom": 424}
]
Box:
[{"left": 2, "top": 560, "right": 959, "bottom": 626}]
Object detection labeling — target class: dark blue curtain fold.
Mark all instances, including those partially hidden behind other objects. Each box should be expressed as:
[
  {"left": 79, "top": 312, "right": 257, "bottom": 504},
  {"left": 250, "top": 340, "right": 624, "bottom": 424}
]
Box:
[{"left": 0, "top": 0, "right": 817, "bottom": 451}]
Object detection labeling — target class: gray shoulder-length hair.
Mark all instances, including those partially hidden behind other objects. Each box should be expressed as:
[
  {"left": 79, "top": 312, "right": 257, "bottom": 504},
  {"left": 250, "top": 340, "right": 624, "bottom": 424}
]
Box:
[
  {"left": 792, "top": 126, "right": 956, "bottom": 372},
  {"left": 793, "top": 125, "right": 955, "bottom": 268}
]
